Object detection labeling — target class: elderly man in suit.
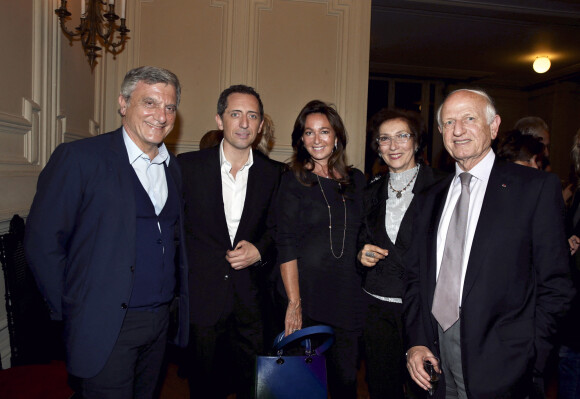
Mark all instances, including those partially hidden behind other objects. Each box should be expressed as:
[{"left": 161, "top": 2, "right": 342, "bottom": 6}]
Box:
[
  {"left": 404, "top": 88, "right": 574, "bottom": 398},
  {"left": 178, "top": 84, "right": 280, "bottom": 399},
  {"left": 24, "top": 66, "right": 189, "bottom": 398}
]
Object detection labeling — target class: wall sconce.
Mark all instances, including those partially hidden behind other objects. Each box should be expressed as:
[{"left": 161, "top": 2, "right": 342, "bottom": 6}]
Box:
[
  {"left": 55, "top": 0, "right": 130, "bottom": 69},
  {"left": 532, "top": 56, "right": 551, "bottom": 74}
]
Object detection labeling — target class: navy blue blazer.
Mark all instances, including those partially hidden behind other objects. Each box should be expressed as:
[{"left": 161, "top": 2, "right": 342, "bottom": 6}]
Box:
[
  {"left": 24, "top": 128, "right": 189, "bottom": 378},
  {"left": 404, "top": 159, "right": 574, "bottom": 398}
]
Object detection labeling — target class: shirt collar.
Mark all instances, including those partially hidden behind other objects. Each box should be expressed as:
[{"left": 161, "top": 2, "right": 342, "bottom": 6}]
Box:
[
  {"left": 454, "top": 148, "right": 495, "bottom": 184},
  {"left": 219, "top": 139, "right": 254, "bottom": 171},
  {"left": 122, "top": 127, "right": 170, "bottom": 166}
]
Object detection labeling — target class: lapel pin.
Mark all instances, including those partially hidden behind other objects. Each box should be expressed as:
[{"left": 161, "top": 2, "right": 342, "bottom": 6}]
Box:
[{"left": 501, "top": 183, "right": 507, "bottom": 188}]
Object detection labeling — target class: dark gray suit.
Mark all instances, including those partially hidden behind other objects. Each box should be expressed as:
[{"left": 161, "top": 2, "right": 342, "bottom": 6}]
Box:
[{"left": 404, "top": 159, "right": 574, "bottom": 398}]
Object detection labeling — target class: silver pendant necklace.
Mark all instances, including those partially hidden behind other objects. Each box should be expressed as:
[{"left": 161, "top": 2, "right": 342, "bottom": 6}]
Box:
[
  {"left": 316, "top": 174, "right": 346, "bottom": 259},
  {"left": 389, "top": 165, "right": 419, "bottom": 199}
]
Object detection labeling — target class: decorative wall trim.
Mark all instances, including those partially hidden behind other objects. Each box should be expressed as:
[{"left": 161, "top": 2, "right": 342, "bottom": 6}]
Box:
[
  {"left": 369, "top": 62, "right": 491, "bottom": 80},
  {"left": 44, "top": 0, "right": 61, "bottom": 164},
  {"left": 404, "top": 0, "right": 580, "bottom": 19},
  {"left": 89, "top": 118, "right": 101, "bottom": 136},
  {"left": 248, "top": 0, "right": 274, "bottom": 86},
  {"left": 0, "top": 96, "right": 42, "bottom": 171},
  {"left": 210, "top": 0, "right": 235, "bottom": 90},
  {"left": 64, "top": 131, "right": 94, "bottom": 143},
  {"left": 23, "top": 98, "right": 41, "bottom": 165},
  {"left": 269, "top": 145, "right": 294, "bottom": 163},
  {"left": 0, "top": 112, "right": 33, "bottom": 166},
  {"left": 0, "top": 99, "right": 41, "bottom": 169},
  {"left": 97, "top": 0, "right": 145, "bottom": 134},
  {"left": 330, "top": 0, "right": 371, "bottom": 169},
  {"left": 327, "top": 0, "right": 348, "bottom": 114}
]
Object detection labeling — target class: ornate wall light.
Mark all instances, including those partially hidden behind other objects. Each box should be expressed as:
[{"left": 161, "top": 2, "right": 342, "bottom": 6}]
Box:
[
  {"left": 532, "top": 56, "right": 551, "bottom": 74},
  {"left": 55, "top": 0, "right": 130, "bottom": 69}
]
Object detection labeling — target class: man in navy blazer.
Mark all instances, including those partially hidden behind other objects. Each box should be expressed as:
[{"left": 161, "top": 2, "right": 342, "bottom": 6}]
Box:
[
  {"left": 25, "top": 66, "right": 188, "bottom": 398},
  {"left": 178, "top": 85, "right": 280, "bottom": 399},
  {"left": 404, "top": 89, "right": 574, "bottom": 398}
]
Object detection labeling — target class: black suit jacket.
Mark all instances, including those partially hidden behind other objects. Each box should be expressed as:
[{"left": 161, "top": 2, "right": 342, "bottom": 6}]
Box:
[
  {"left": 178, "top": 146, "right": 280, "bottom": 326},
  {"left": 25, "top": 128, "right": 189, "bottom": 378},
  {"left": 404, "top": 159, "right": 574, "bottom": 398},
  {"left": 358, "top": 165, "right": 447, "bottom": 298}
]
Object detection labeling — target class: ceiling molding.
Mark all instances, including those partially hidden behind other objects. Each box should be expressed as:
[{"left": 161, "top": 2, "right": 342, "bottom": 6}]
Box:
[
  {"left": 372, "top": 0, "right": 580, "bottom": 26},
  {"left": 406, "top": 0, "right": 580, "bottom": 18},
  {"left": 369, "top": 62, "right": 492, "bottom": 80}
]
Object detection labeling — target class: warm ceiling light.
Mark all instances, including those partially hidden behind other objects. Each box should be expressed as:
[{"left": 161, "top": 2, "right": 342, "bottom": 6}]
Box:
[{"left": 533, "top": 56, "right": 551, "bottom": 74}]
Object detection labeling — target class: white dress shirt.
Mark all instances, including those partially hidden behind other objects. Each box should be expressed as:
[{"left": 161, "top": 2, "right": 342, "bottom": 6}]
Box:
[
  {"left": 436, "top": 150, "right": 495, "bottom": 302},
  {"left": 219, "top": 140, "right": 253, "bottom": 246},
  {"left": 123, "top": 128, "right": 169, "bottom": 216}
]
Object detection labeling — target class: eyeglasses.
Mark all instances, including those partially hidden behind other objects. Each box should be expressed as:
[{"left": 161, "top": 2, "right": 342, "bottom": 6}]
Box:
[{"left": 376, "top": 133, "right": 414, "bottom": 145}]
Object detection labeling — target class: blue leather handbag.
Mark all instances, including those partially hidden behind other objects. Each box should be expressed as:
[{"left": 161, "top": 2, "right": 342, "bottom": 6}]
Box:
[{"left": 255, "top": 325, "right": 335, "bottom": 399}]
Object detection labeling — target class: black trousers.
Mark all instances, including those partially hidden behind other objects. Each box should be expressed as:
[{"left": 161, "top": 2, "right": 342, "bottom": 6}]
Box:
[
  {"left": 69, "top": 306, "right": 170, "bottom": 399},
  {"left": 187, "top": 290, "right": 263, "bottom": 399},
  {"left": 302, "top": 315, "right": 361, "bottom": 399},
  {"left": 362, "top": 295, "right": 406, "bottom": 399}
]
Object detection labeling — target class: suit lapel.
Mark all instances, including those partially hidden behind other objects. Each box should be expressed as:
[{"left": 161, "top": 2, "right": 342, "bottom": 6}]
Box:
[
  {"left": 207, "top": 147, "right": 232, "bottom": 247},
  {"left": 461, "top": 161, "right": 508, "bottom": 302},
  {"left": 427, "top": 175, "right": 454, "bottom": 308},
  {"left": 369, "top": 178, "right": 391, "bottom": 247},
  {"left": 107, "top": 128, "right": 137, "bottom": 239}
]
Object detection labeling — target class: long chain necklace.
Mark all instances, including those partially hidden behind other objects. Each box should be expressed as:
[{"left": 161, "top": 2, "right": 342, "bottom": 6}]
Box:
[
  {"left": 388, "top": 165, "right": 419, "bottom": 199},
  {"left": 316, "top": 174, "right": 347, "bottom": 259}
]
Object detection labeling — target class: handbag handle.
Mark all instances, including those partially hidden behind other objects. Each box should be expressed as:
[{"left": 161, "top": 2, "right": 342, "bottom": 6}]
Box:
[{"left": 272, "top": 325, "right": 334, "bottom": 356}]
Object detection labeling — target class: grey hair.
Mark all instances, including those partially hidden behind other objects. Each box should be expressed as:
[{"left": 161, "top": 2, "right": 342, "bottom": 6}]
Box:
[
  {"left": 436, "top": 88, "right": 497, "bottom": 128},
  {"left": 514, "top": 116, "right": 549, "bottom": 137},
  {"left": 119, "top": 66, "right": 181, "bottom": 106}
]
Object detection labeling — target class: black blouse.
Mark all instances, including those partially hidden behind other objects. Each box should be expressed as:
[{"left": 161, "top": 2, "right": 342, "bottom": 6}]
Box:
[
  {"left": 357, "top": 165, "right": 447, "bottom": 298},
  {"left": 276, "top": 169, "right": 365, "bottom": 331}
]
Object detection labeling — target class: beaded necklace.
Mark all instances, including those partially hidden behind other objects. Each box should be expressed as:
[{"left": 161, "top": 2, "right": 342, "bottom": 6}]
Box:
[
  {"left": 316, "top": 174, "right": 346, "bottom": 259},
  {"left": 388, "top": 164, "right": 419, "bottom": 198}
]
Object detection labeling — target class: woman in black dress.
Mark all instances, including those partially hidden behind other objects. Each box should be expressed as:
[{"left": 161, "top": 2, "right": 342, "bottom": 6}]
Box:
[
  {"left": 276, "top": 100, "right": 365, "bottom": 399},
  {"left": 357, "top": 109, "right": 446, "bottom": 399}
]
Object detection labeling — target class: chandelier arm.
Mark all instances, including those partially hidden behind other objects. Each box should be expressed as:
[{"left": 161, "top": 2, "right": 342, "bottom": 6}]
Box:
[
  {"left": 54, "top": 0, "right": 130, "bottom": 68},
  {"left": 108, "top": 25, "right": 130, "bottom": 50},
  {"left": 58, "top": 19, "right": 82, "bottom": 37}
]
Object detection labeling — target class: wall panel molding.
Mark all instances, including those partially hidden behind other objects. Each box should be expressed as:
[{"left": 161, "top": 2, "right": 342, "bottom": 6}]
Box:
[
  {"left": 330, "top": 0, "right": 371, "bottom": 169},
  {"left": 248, "top": 0, "right": 274, "bottom": 86},
  {"left": 23, "top": 98, "right": 41, "bottom": 164},
  {"left": 96, "top": 0, "right": 143, "bottom": 134},
  {"left": 0, "top": 111, "right": 34, "bottom": 166},
  {"left": 210, "top": 0, "right": 235, "bottom": 89}
]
